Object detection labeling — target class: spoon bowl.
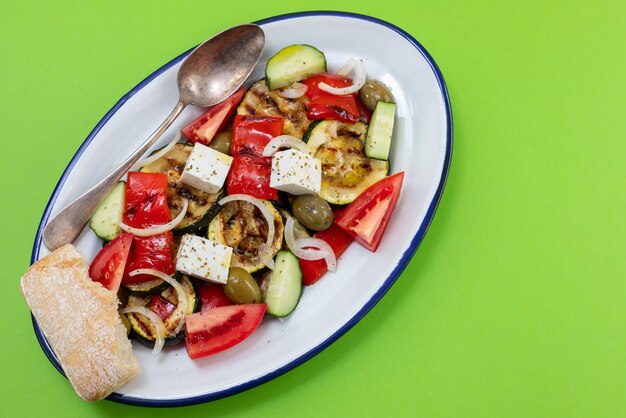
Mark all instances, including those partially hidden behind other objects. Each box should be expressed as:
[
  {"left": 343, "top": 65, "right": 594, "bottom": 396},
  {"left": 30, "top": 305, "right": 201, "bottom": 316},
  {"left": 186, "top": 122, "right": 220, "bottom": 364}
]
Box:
[
  {"left": 43, "top": 24, "right": 265, "bottom": 251},
  {"left": 179, "top": 24, "right": 264, "bottom": 107}
]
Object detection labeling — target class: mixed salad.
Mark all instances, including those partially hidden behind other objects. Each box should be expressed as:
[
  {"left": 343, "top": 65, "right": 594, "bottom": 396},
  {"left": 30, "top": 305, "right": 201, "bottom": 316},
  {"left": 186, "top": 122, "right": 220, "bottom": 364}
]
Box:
[{"left": 87, "top": 44, "right": 405, "bottom": 359}]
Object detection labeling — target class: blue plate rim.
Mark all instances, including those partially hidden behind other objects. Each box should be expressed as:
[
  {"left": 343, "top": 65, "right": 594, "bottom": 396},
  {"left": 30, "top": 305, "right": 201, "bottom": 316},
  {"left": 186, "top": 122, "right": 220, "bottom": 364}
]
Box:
[{"left": 30, "top": 10, "right": 453, "bottom": 407}]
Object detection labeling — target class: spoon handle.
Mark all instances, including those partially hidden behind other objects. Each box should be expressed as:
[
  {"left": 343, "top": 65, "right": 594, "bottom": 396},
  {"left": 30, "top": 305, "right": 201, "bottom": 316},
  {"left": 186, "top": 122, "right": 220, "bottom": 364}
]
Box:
[{"left": 43, "top": 100, "right": 187, "bottom": 251}]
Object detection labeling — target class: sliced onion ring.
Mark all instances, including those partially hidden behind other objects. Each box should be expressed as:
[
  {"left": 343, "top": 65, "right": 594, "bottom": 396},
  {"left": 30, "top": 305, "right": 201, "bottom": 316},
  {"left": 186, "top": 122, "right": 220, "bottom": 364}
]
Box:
[
  {"left": 277, "top": 82, "right": 308, "bottom": 99},
  {"left": 295, "top": 237, "right": 337, "bottom": 272},
  {"left": 129, "top": 269, "right": 188, "bottom": 334},
  {"left": 119, "top": 198, "right": 188, "bottom": 237},
  {"left": 218, "top": 194, "right": 276, "bottom": 270},
  {"left": 284, "top": 218, "right": 337, "bottom": 272},
  {"left": 318, "top": 58, "right": 366, "bottom": 96},
  {"left": 132, "top": 132, "right": 181, "bottom": 170},
  {"left": 262, "top": 135, "right": 309, "bottom": 157},
  {"left": 119, "top": 306, "right": 166, "bottom": 356},
  {"left": 336, "top": 60, "right": 356, "bottom": 77}
]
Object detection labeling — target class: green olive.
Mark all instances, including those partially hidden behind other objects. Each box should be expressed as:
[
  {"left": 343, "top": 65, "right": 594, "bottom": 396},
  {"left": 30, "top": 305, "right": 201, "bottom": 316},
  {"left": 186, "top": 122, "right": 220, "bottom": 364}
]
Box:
[
  {"left": 358, "top": 80, "right": 394, "bottom": 112},
  {"left": 224, "top": 267, "right": 262, "bottom": 304},
  {"left": 209, "top": 131, "right": 232, "bottom": 155},
  {"left": 291, "top": 194, "right": 333, "bottom": 231}
]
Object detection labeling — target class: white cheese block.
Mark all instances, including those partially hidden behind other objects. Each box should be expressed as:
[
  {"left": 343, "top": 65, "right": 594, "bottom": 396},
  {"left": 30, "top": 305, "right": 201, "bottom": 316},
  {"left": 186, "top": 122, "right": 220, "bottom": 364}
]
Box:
[
  {"left": 175, "top": 234, "right": 232, "bottom": 284},
  {"left": 180, "top": 142, "right": 233, "bottom": 194},
  {"left": 270, "top": 149, "right": 321, "bottom": 195}
]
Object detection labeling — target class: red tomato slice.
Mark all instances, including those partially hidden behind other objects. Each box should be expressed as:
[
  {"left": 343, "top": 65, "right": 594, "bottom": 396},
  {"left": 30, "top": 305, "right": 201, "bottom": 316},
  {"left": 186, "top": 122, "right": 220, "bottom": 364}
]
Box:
[
  {"left": 197, "top": 283, "right": 233, "bottom": 313},
  {"left": 302, "top": 73, "right": 360, "bottom": 123},
  {"left": 230, "top": 114, "right": 283, "bottom": 160},
  {"left": 123, "top": 172, "right": 171, "bottom": 228},
  {"left": 300, "top": 211, "right": 353, "bottom": 286},
  {"left": 181, "top": 87, "right": 246, "bottom": 145},
  {"left": 88, "top": 233, "right": 133, "bottom": 292},
  {"left": 185, "top": 304, "right": 267, "bottom": 359},
  {"left": 149, "top": 295, "right": 177, "bottom": 321},
  {"left": 336, "top": 172, "right": 405, "bottom": 252},
  {"left": 226, "top": 156, "right": 277, "bottom": 200},
  {"left": 122, "top": 232, "right": 175, "bottom": 284}
]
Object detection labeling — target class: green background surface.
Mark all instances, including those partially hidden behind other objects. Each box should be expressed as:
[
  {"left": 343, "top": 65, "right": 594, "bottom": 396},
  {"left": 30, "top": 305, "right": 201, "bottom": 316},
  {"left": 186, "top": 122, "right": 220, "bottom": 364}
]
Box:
[{"left": 1, "top": 1, "right": 624, "bottom": 417}]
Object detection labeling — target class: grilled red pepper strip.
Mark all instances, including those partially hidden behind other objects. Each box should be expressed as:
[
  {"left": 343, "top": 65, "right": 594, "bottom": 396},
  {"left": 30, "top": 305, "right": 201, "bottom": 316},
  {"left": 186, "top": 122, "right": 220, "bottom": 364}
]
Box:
[
  {"left": 197, "top": 283, "right": 233, "bottom": 313},
  {"left": 300, "top": 211, "right": 353, "bottom": 286},
  {"left": 149, "top": 295, "right": 177, "bottom": 321},
  {"left": 302, "top": 73, "right": 360, "bottom": 123},
  {"left": 121, "top": 172, "right": 175, "bottom": 284},
  {"left": 227, "top": 115, "right": 283, "bottom": 200}
]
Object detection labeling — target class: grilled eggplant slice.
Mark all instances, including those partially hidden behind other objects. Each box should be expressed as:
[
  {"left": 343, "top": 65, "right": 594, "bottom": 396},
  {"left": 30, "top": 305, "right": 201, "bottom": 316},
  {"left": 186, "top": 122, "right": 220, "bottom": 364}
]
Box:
[
  {"left": 208, "top": 199, "right": 284, "bottom": 273},
  {"left": 237, "top": 79, "right": 311, "bottom": 139},
  {"left": 139, "top": 143, "right": 224, "bottom": 234},
  {"left": 125, "top": 274, "right": 199, "bottom": 346},
  {"left": 305, "top": 120, "right": 389, "bottom": 205}
]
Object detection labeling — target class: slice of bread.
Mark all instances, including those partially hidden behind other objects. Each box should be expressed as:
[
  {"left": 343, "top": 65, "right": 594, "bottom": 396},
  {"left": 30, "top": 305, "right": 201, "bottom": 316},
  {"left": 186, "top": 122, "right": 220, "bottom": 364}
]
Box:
[{"left": 21, "top": 244, "right": 141, "bottom": 401}]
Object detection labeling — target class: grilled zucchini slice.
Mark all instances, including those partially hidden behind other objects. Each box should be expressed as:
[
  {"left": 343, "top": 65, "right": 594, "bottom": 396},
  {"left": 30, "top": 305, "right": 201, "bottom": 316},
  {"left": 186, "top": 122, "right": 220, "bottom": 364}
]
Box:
[
  {"left": 139, "top": 143, "right": 224, "bottom": 234},
  {"left": 123, "top": 279, "right": 169, "bottom": 296},
  {"left": 125, "top": 274, "right": 199, "bottom": 346},
  {"left": 237, "top": 79, "right": 311, "bottom": 139},
  {"left": 305, "top": 120, "right": 389, "bottom": 204},
  {"left": 207, "top": 199, "right": 284, "bottom": 273}
]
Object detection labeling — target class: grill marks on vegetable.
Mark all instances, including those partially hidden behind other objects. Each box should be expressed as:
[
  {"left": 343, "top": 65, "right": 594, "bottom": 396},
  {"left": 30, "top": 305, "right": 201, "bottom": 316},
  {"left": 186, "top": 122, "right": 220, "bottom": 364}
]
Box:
[
  {"left": 237, "top": 80, "right": 311, "bottom": 139},
  {"left": 209, "top": 200, "right": 284, "bottom": 272},
  {"left": 222, "top": 201, "right": 273, "bottom": 258},
  {"left": 140, "top": 143, "right": 223, "bottom": 233},
  {"left": 305, "top": 120, "right": 389, "bottom": 204},
  {"left": 317, "top": 125, "right": 373, "bottom": 188},
  {"left": 125, "top": 275, "right": 198, "bottom": 345}
]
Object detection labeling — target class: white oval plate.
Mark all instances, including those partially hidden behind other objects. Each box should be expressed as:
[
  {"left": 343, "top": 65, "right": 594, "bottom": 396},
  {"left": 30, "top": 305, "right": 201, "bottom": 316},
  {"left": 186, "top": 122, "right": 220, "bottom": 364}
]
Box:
[{"left": 31, "top": 11, "right": 452, "bottom": 406}]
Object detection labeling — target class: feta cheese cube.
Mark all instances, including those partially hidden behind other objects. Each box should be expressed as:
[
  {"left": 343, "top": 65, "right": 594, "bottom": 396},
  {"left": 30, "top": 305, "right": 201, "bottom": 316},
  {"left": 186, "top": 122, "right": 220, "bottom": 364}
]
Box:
[
  {"left": 270, "top": 149, "right": 321, "bottom": 195},
  {"left": 175, "top": 234, "right": 232, "bottom": 284},
  {"left": 180, "top": 142, "right": 232, "bottom": 194}
]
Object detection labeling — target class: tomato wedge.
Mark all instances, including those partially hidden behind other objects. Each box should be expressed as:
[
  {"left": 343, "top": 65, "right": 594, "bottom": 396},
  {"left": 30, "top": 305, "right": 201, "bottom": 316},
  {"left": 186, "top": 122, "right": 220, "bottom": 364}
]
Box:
[
  {"left": 336, "top": 172, "right": 405, "bottom": 252},
  {"left": 121, "top": 172, "right": 175, "bottom": 283},
  {"left": 197, "top": 283, "right": 233, "bottom": 313},
  {"left": 302, "top": 73, "right": 360, "bottom": 123},
  {"left": 227, "top": 115, "right": 283, "bottom": 200},
  {"left": 88, "top": 233, "right": 133, "bottom": 292},
  {"left": 300, "top": 211, "right": 353, "bottom": 286},
  {"left": 181, "top": 87, "right": 246, "bottom": 145},
  {"left": 185, "top": 304, "right": 267, "bottom": 359}
]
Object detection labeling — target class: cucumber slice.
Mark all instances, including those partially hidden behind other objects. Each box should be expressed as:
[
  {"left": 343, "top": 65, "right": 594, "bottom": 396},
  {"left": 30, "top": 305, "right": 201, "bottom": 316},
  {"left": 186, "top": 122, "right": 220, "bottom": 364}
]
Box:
[
  {"left": 365, "top": 101, "right": 396, "bottom": 160},
  {"left": 89, "top": 181, "right": 125, "bottom": 241},
  {"left": 265, "top": 44, "right": 326, "bottom": 90},
  {"left": 263, "top": 250, "right": 303, "bottom": 317}
]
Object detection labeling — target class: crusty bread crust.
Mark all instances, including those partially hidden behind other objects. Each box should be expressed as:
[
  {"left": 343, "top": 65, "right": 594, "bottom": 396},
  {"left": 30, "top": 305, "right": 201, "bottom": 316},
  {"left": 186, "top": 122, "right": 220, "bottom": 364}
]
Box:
[{"left": 21, "top": 244, "right": 141, "bottom": 401}]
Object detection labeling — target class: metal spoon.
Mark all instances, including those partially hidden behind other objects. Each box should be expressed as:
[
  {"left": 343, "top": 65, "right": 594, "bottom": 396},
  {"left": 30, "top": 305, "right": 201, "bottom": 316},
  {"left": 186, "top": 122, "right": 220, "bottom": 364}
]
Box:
[{"left": 43, "top": 24, "right": 265, "bottom": 251}]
